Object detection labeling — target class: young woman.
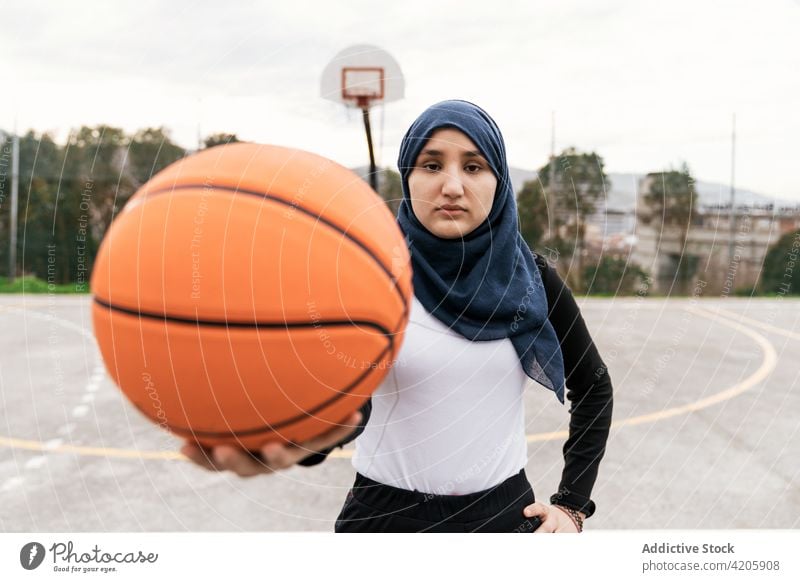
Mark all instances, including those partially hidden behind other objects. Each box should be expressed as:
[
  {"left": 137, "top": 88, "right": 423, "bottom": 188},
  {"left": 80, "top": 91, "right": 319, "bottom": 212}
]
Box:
[{"left": 182, "top": 100, "right": 614, "bottom": 533}]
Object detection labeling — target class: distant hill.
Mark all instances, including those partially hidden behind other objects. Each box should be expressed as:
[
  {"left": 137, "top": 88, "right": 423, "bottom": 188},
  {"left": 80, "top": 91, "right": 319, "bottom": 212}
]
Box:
[
  {"left": 353, "top": 165, "right": 794, "bottom": 212},
  {"left": 506, "top": 169, "right": 788, "bottom": 211}
]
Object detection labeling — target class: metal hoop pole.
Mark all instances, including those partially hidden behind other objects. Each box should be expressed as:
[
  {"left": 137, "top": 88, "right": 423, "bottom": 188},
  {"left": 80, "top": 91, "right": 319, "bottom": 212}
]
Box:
[{"left": 361, "top": 105, "right": 378, "bottom": 192}]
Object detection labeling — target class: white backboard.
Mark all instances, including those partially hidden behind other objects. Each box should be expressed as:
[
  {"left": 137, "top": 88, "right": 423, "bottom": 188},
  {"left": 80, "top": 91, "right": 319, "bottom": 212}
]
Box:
[{"left": 321, "top": 44, "right": 404, "bottom": 108}]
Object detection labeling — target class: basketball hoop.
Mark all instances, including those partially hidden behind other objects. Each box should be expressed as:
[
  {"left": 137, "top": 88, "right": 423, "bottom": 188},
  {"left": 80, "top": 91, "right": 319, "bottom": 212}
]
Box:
[
  {"left": 321, "top": 45, "right": 405, "bottom": 192},
  {"left": 341, "top": 67, "right": 385, "bottom": 109},
  {"left": 321, "top": 45, "right": 403, "bottom": 110}
]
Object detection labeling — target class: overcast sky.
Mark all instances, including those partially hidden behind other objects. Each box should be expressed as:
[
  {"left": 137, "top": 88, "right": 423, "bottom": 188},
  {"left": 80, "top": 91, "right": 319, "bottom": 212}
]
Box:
[{"left": 3, "top": 0, "right": 799, "bottom": 200}]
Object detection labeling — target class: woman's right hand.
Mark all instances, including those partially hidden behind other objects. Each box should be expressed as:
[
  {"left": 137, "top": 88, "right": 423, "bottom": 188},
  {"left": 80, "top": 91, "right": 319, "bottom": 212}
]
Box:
[{"left": 180, "top": 411, "right": 362, "bottom": 477}]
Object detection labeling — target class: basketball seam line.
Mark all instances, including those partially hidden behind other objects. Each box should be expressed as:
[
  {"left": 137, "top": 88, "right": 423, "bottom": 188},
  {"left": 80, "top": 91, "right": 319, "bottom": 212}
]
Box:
[
  {"left": 137, "top": 182, "right": 408, "bottom": 309},
  {"left": 93, "top": 297, "right": 394, "bottom": 337}
]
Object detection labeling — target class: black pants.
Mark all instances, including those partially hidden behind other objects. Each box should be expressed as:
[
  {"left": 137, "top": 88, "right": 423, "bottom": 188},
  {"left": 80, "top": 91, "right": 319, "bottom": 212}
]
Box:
[{"left": 334, "top": 469, "right": 542, "bottom": 533}]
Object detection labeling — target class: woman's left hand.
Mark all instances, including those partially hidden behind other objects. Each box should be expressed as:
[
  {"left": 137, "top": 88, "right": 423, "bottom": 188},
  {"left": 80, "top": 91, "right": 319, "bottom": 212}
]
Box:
[{"left": 523, "top": 502, "right": 583, "bottom": 533}]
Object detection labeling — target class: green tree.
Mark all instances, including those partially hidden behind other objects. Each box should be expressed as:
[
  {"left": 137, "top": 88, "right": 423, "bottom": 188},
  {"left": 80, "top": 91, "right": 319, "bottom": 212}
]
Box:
[
  {"left": 203, "top": 133, "right": 240, "bottom": 149},
  {"left": 65, "top": 125, "right": 135, "bottom": 244},
  {"left": 583, "top": 256, "right": 648, "bottom": 295},
  {"left": 0, "top": 130, "right": 86, "bottom": 284},
  {"left": 760, "top": 229, "right": 800, "bottom": 295},
  {"left": 535, "top": 148, "right": 609, "bottom": 291},
  {"left": 1, "top": 126, "right": 187, "bottom": 285},
  {"left": 127, "top": 127, "right": 186, "bottom": 188},
  {"left": 516, "top": 178, "right": 548, "bottom": 250},
  {"left": 377, "top": 168, "right": 402, "bottom": 216},
  {"left": 640, "top": 163, "right": 697, "bottom": 228},
  {"left": 640, "top": 163, "right": 699, "bottom": 291}
]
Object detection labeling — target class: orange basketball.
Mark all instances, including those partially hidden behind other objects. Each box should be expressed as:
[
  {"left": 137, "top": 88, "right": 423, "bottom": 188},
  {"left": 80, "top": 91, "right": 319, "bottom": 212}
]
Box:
[{"left": 91, "top": 143, "right": 412, "bottom": 450}]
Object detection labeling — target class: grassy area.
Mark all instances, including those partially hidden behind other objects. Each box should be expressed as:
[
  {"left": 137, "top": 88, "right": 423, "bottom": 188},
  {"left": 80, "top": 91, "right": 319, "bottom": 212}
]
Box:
[{"left": 0, "top": 276, "right": 89, "bottom": 294}]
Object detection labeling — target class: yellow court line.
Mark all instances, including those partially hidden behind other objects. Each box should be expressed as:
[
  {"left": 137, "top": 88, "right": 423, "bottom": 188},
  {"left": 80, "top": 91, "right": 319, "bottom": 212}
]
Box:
[
  {"left": 700, "top": 305, "right": 800, "bottom": 341},
  {"left": 604, "top": 305, "right": 777, "bottom": 431},
  {"left": 0, "top": 305, "right": 776, "bottom": 461},
  {"left": 0, "top": 436, "right": 184, "bottom": 460},
  {"left": 530, "top": 304, "right": 777, "bottom": 438}
]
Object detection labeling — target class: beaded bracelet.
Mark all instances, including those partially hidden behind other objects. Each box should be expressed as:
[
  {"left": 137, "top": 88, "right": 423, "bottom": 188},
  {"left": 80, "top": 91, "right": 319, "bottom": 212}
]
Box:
[{"left": 553, "top": 504, "right": 584, "bottom": 532}]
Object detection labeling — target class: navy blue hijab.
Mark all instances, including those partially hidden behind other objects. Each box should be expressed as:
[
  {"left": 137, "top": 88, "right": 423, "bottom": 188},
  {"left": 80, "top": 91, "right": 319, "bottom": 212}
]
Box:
[{"left": 396, "top": 100, "right": 566, "bottom": 403}]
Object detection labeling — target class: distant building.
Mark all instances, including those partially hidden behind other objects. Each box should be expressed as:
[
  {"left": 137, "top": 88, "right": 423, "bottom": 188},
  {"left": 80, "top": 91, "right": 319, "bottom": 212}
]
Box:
[
  {"left": 585, "top": 209, "right": 636, "bottom": 239},
  {"left": 629, "top": 176, "right": 800, "bottom": 294}
]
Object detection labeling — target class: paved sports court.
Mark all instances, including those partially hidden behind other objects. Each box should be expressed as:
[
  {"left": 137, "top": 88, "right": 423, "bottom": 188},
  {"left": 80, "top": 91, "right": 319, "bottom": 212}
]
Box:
[{"left": 1, "top": 294, "right": 798, "bottom": 531}]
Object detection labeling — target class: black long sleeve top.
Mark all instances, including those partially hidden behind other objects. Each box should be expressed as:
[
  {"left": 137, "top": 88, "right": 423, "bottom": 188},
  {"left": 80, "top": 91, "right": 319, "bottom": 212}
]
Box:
[
  {"left": 300, "top": 252, "right": 614, "bottom": 519},
  {"left": 534, "top": 253, "right": 614, "bottom": 519}
]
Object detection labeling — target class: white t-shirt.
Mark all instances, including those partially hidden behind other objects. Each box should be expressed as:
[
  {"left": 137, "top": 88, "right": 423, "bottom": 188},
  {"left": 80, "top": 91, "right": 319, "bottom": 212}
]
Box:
[{"left": 351, "top": 296, "right": 529, "bottom": 495}]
